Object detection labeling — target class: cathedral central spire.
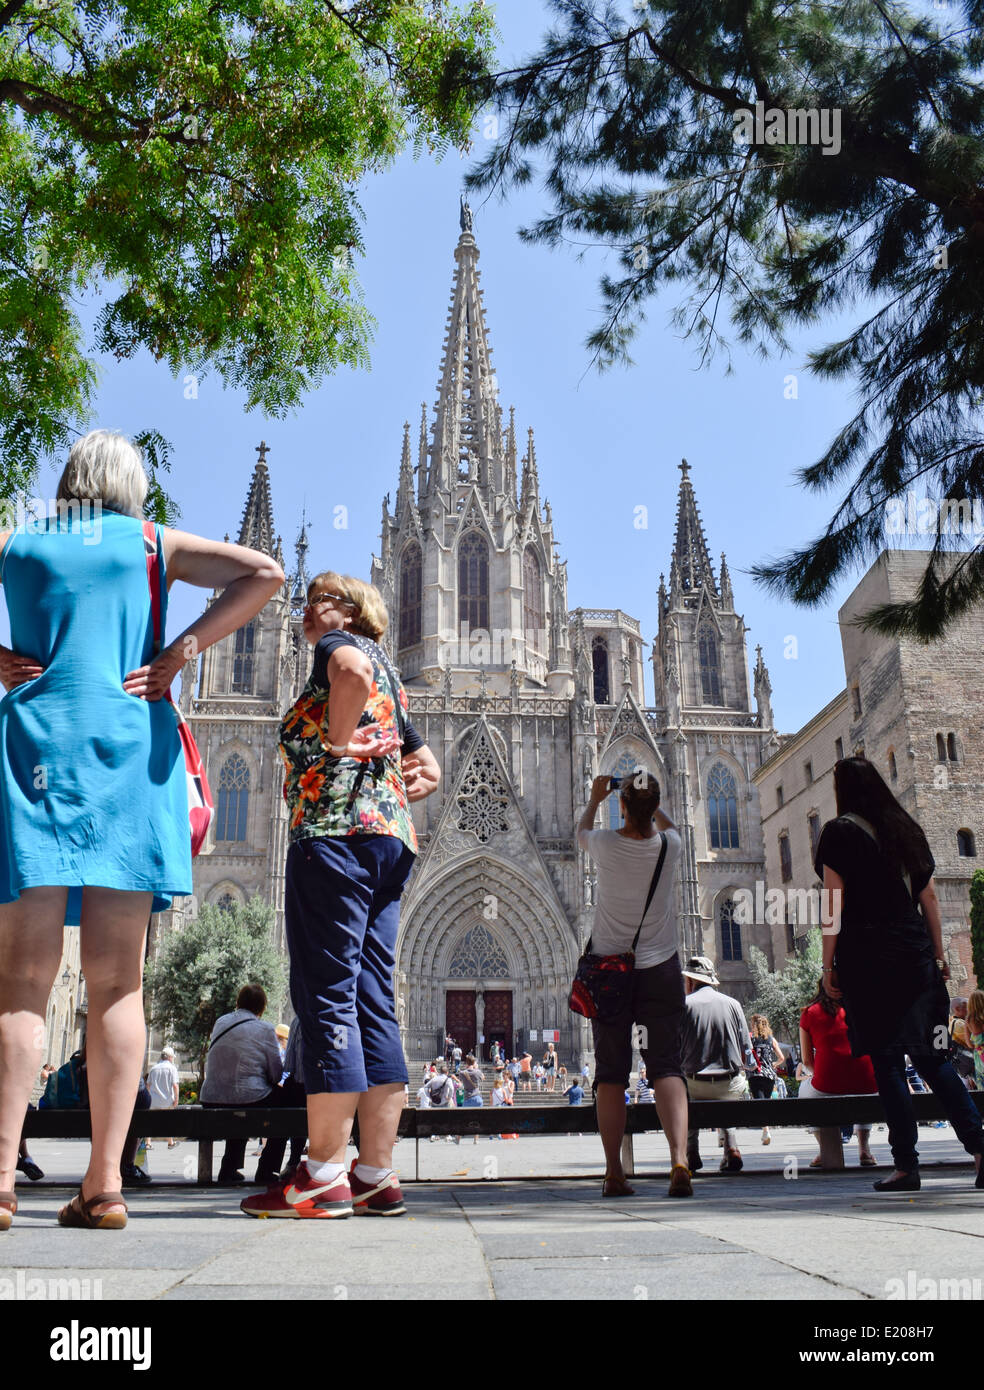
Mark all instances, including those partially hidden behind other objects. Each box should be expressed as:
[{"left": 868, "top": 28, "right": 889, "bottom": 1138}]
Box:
[
  {"left": 672, "top": 458, "right": 717, "bottom": 595},
  {"left": 424, "top": 198, "right": 502, "bottom": 499}
]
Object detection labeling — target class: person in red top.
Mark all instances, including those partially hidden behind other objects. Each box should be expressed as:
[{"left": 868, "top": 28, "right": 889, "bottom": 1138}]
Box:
[{"left": 799, "top": 979, "right": 878, "bottom": 1169}]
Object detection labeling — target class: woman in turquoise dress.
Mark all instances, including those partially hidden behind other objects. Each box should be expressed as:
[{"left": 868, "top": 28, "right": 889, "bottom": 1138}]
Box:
[{"left": 0, "top": 430, "right": 284, "bottom": 1230}]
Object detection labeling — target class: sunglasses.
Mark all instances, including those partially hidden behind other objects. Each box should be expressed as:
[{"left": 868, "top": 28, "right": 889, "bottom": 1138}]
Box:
[{"left": 304, "top": 592, "right": 355, "bottom": 612}]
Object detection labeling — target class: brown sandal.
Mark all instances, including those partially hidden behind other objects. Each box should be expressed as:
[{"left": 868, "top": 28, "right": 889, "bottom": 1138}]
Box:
[
  {"left": 57, "top": 1188, "right": 128, "bottom": 1230},
  {"left": 0, "top": 1191, "right": 16, "bottom": 1232}
]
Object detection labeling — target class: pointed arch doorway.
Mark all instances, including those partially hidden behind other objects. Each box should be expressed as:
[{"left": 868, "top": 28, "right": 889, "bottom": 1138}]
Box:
[{"left": 444, "top": 922, "right": 515, "bottom": 1060}]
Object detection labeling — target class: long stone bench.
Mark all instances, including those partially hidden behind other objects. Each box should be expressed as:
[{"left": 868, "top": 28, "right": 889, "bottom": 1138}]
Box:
[{"left": 23, "top": 1091, "right": 984, "bottom": 1184}]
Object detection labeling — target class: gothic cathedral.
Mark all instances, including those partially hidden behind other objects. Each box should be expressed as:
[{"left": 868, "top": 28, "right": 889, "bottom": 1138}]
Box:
[{"left": 162, "top": 205, "right": 780, "bottom": 1067}]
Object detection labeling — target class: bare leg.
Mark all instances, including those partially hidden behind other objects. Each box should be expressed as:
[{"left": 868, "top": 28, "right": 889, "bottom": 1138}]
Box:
[
  {"left": 306, "top": 1092, "right": 359, "bottom": 1165},
  {"left": 0, "top": 889, "right": 66, "bottom": 1200},
  {"left": 650, "top": 1076, "right": 689, "bottom": 1169},
  {"left": 79, "top": 888, "right": 154, "bottom": 1219},
  {"left": 596, "top": 1082, "right": 633, "bottom": 1194},
  {"left": 355, "top": 1083, "right": 405, "bottom": 1169}
]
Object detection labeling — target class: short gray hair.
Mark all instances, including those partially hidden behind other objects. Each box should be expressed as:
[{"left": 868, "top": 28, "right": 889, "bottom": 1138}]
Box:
[
  {"left": 57, "top": 429, "right": 149, "bottom": 517},
  {"left": 161, "top": 1047, "right": 175, "bottom": 1060}
]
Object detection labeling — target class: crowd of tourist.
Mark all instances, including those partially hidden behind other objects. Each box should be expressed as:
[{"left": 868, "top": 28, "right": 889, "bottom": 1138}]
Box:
[{"left": 0, "top": 428, "right": 980, "bottom": 1231}]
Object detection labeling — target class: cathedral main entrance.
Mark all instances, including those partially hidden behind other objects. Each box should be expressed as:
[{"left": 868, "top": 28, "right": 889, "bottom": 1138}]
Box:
[{"left": 445, "top": 989, "right": 514, "bottom": 1060}]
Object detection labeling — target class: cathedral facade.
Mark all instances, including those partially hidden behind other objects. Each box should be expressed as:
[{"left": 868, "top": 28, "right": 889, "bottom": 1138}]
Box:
[{"left": 160, "top": 208, "right": 781, "bottom": 1068}]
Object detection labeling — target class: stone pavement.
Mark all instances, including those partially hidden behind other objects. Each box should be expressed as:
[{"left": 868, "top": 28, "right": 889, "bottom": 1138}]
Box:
[{"left": 3, "top": 1125, "right": 982, "bottom": 1304}]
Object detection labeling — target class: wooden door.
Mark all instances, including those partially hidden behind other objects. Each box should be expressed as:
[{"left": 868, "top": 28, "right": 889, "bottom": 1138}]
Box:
[
  {"left": 483, "top": 990, "right": 513, "bottom": 1057},
  {"left": 445, "top": 990, "right": 476, "bottom": 1055}
]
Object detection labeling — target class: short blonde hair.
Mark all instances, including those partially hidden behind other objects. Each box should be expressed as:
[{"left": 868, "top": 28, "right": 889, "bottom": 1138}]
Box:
[
  {"left": 309, "top": 571, "right": 388, "bottom": 641},
  {"left": 57, "top": 430, "right": 149, "bottom": 517}
]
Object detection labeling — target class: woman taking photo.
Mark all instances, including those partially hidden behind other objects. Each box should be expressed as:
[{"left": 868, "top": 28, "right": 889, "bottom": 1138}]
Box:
[
  {"left": 816, "top": 757, "right": 984, "bottom": 1192},
  {"left": 241, "top": 570, "right": 439, "bottom": 1219},
  {"left": 577, "top": 772, "right": 691, "bottom": 1199},
  {"left": 0, "top": 430, "right": 284, "bottom": 1230}
]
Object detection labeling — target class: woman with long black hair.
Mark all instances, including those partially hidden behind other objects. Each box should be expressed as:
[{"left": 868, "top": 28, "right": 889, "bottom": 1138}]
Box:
[{"left": 815, "top": 757, "right": 984, "bottom": 1192}]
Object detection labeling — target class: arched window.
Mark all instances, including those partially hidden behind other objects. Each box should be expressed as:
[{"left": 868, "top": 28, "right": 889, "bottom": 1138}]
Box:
[
  {"left": 958, "top": 829, "right": 976, "bottom": 857},
  {"left": 605, "top": 751, "right": 646, "bottom": 830},
  {"left": 936, "top": 732, "right": 947, "bottom": 762},
  {"left": 458, "top": 531, "right": 489, "bottom": 633},
  {"left": 697, "top": 624, "right": 722, "bottom": 705},
  {"left": 779, "top": 833, "right": 793, "bottom": 883},
  {"left": 947, "top": 732, "right": 961, "bottom": 762},
  {"left": 523, "top": 547, "right": 543, "bottom": 648},
  {"left": 216, "top": 753, "right": 250, "bottom": 841},
  {"left": 399, "top": 541, "right": 422, "bottom": 650},
  {"left": 592, "top": 635, "right": 610, "bottom": 704},
  {"left": 888, "top": 748, "right": 898, "bottom": 783},
  {"left": 707, "top": 763, "right": 740, "bottom": 849},
  {"left": 232, "top": 621, "right": 255, "bottom": 694},
  {"left": 720, "top": 898, "right": 742, "bottom": 962},
  {"left": 216, "top": 893, "right": 236, "bottom": 913}
]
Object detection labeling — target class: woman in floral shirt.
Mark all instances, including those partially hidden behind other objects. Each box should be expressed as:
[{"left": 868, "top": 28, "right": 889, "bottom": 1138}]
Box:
[{"left": 242, "top": 571, "right": 439, "bottom": 1220}]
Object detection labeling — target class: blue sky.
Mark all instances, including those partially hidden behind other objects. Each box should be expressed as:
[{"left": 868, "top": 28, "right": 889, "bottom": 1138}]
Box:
[{"left": 16, "top": 0, "right": 895, "bottom": 735}]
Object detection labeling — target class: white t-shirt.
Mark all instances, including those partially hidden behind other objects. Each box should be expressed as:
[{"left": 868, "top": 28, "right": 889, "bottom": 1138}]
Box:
[
  {"left": 147, "top": 1059, "right": 179, "bottom": 1109},
  {"left": 577, "top": 827, "right": 681, "bottom": 968}
]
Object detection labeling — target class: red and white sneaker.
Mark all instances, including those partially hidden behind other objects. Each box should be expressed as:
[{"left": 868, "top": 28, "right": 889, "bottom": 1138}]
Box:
[
  {"left": 240, "top": 1162, "right": 353, "bottom": 1219},
  {"left": 348, "top": 1161, "right": 406, "bottom": 1216}
]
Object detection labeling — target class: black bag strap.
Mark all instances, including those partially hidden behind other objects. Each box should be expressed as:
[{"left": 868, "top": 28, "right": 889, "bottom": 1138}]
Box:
[
  {"left": 585, "top": 833, "right": 670, "bottom": 957},
  {"left": 630, "top": 834, "right": 669, "bottom": 954},
  {"left": 210, "top": 1016, "right": 259, "bottom": 1048}
]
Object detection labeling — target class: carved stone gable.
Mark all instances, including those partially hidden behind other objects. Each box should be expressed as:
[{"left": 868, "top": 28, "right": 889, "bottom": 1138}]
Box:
[
  {"left": 448, "top": 923, "right": 509, "bottom": 978},
  {"left": 456, "top": 731, "right": 510, "bottom": 842}
]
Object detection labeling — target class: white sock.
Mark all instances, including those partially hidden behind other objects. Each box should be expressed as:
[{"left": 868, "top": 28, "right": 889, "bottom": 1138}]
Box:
[
  {"left": 305, "top": 1159, "right": 345, "bottom": 1183},
  {"left": 353, "top": 1163, "right": 391, "bottom": 1185}
]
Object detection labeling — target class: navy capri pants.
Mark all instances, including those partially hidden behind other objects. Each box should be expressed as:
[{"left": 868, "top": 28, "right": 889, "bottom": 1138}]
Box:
[{"left": 285, "top": 833, "right": 415, "bottom": 1094}]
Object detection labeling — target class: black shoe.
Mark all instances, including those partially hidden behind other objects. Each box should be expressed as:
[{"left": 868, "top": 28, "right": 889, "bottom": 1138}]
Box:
[
  {"left": 17, "top": 1157, "right": 44, "bottom": 1182},
  {"left": 975, "top": 1157, "right": 984, "bottom": 1190},
  {"left": 122, "top": 1165, "right": 151, "bottom": 1186},
  {"left": 721, "top": 1149, "right": 743, "bottom": 1173},
  {"left": 873, "top": 1171, "right": 920, "bottom": 1192},
  {"left": 253, "top": 1170, "right": 280, "bottom": 1186},
  {"left": 687, "top": 1150, "right": 703, "bottom": 1173},
  {"left": 216, "top": 1171, "right": 247, "bottom": 1187}
]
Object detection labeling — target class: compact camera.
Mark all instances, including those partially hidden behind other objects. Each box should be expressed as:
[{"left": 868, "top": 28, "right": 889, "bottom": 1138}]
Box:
[{"left": 609, "top": 776, "right": 621, "bottom": 790}]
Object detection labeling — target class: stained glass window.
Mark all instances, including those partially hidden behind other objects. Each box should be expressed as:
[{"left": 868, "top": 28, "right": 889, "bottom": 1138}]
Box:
[
  {"left": 592, "top": 635, "right": 610, "bottom": 704},
  {"left": 707, "top": 763, "right": 739, "bottom": 849},
  {"left": 697, "top": 624, "right": 722, "bottom": 704},
  {"left": 232, "top": 622, "right": 255, "bottom": 694},
  {"left": 458, "top": 531, "right": 489, "bottom": 632},
  {"left": 216, "top": 754, "right": 249, "bottom": 841},
  {"left": 523, "top": 548, "right": 543, "bottom": 648},
  {"left": 720, "top": 898, "right": 742, "bottom": 961},
  {"left": 399, "top": 542, "right": 422, "bottom": 649}
]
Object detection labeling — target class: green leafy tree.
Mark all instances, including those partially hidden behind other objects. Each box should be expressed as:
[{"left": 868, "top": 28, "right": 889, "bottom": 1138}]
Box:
[
  {"left": 145, "top": 895, "right": 286, "bottom": 1086},
  {"left": 746, "top": 930, "right": 822, "bottom": 1043},
  {"left": 464, "top": 0, "right": 984, "bottom": 637},
  {"left": 969, "top": 867, "right": 984, "bottom": 987},
  {"left": 1, "top": 0, "right": 496, "bottom": 507}
]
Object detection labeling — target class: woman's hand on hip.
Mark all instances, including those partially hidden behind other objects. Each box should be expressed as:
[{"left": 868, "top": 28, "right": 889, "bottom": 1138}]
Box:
[
  {"left": 0, "top": 645, "right": 44, "bottom": 690},
  {"left": 339, "top": 722, "right": 401, "bottom": 760},
  {"left": 825, "top": 968, "right": 843, "bottom": 1001},
  {"left": 123, "top": 645, "right": 185, "bottom": 701}
]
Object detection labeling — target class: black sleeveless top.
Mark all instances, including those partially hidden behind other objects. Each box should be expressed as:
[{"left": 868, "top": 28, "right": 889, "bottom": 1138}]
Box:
[{"left": 813, "top": 816, "right": 946, "bottom": 1056}]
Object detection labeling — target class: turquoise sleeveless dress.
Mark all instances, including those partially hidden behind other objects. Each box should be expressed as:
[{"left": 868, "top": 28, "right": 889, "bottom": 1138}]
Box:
[{"left": 0, "top": 507, "right": 192, "bottom": 925}]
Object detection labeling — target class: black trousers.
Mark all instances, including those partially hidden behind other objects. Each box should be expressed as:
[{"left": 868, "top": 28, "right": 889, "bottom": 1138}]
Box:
[{"left": 206, "top": 1082, "right": 307, "bottom": 1180}]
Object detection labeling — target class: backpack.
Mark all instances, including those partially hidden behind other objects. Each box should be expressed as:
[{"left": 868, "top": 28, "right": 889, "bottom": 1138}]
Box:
[
  {"left": 40, "top": 1052, "right": 88, "bottom": 1109},
  {"left": 427, "top": 1076, "right": 450, "bottom": 1105}
]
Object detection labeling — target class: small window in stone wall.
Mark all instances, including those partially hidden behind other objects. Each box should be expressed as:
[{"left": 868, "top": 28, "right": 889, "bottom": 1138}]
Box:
[
  {"left": 804, "top": 759, "right": 813, "bottom": 785},
  {"left": 888, "top": 748, "right": 898, "bottom": 783},
  {"left": 850, "top": 684, "right": 862, "bottom": 719},
  {"left": 957, "top": 829, "right": 976, "bottom": 857},
  {"left": 835, "top": 737, "right": 844, "bottom": 761},
  {"left": 936, "top": 732, "right": 946, "bottom": 762},
  {"left": 808, "top": 812, "right": 821, "bottom": 859},
  {"left": 777, "top": 785, "right": 784, "bottom": 809},
  {"left": 947, "top": 733, "right": 961, "bottom": 762}
]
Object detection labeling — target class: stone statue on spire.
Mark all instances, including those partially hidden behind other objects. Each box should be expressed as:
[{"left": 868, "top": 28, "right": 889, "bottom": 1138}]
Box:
[{"left": 460, "top": 192, "right": 473, "bottom": 232}]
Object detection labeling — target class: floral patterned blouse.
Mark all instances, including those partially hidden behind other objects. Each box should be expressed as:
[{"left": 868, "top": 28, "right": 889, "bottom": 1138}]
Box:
[{"left": 278, "top": 630, "right": 420, "bottom": 853}]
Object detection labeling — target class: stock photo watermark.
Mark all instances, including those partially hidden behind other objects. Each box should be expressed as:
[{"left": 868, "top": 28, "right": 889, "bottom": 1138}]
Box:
[
  {"left": 0, "top": 497, "right": 102, "bottom": 544},
  {"left": 732, "top": 101, "right": 842, "bottom": 156}
]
